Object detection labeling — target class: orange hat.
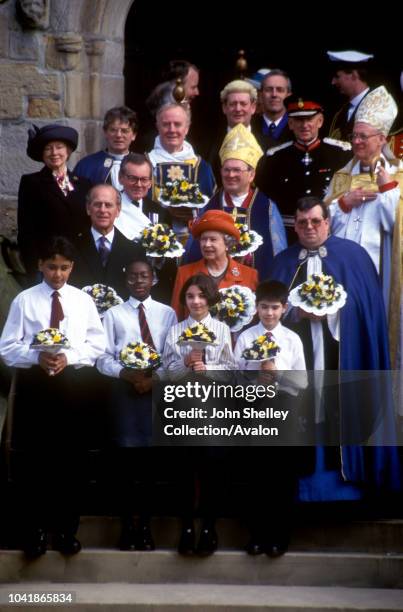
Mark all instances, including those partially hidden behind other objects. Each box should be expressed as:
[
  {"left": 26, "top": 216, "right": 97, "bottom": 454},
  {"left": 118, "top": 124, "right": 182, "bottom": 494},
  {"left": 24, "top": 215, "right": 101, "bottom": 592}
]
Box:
[{"left": 190, "top": 210, "right": 241, "bottom": 241}]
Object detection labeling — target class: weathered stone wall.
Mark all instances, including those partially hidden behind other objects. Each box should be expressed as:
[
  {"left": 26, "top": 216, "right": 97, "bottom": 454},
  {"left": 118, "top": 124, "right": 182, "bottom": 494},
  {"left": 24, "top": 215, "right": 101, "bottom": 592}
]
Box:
[{"left": 0, "top": 0, "right": 134, "bottom": 238}]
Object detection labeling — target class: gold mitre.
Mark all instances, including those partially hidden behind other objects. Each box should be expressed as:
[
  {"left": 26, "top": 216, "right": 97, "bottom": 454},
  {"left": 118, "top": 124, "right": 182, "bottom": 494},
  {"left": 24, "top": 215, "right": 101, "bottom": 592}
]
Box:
[
  {"left": 219, "top": 124, "right": 264, "bottom": 169},
  {"left": 355, "top": 86, "right": 398, "bottom": 136}
]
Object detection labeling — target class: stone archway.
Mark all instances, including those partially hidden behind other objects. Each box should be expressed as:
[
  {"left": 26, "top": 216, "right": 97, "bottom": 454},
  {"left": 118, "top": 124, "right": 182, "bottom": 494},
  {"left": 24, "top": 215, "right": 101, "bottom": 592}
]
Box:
[{"left": 0, "top": 0, "right": 135, "bottom": 237}]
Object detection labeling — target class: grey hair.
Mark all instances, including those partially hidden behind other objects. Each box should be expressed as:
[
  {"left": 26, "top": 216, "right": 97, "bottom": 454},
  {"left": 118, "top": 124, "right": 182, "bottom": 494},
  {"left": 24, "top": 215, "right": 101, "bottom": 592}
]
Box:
[
  {"left": 86, "top": 183, "right": 121, "bottom": 206},
  {"left": 156, "top": 102, "right": 191, "bottom": 126},
  {"left": 223, "top": 233, "right": 238, "bottom": 250}
]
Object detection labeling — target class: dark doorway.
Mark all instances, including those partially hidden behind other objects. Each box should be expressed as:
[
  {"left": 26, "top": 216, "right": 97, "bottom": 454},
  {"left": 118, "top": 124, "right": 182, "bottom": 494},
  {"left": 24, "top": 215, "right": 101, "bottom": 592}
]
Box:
[{"left": 124, "top": 2, "right": 401, "bottom": 156}]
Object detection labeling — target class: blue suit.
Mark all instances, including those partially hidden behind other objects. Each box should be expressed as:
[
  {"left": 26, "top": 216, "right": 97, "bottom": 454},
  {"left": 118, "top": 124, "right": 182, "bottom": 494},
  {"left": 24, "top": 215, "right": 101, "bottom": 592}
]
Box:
[{"left": 74, "top": 150, "right": 116, "bottom": 184}]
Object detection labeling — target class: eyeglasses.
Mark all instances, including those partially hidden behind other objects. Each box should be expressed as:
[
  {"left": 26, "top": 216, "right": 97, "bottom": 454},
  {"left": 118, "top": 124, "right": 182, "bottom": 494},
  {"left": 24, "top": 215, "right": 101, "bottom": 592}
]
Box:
[
  {"left": 122, "top": 174, "right": 151, "bottom": 185},
  {"left": 296, "top": 218, "right": 325, "bottom": 228},
  {"left": 348, "top": 132, "right": 382, "bottom": 143},
  {"left": 106, "top": 127, "right": 133, "bottom": 136},
  {"left": 222, "top": 167, "right": 250, "bottom": 176}
]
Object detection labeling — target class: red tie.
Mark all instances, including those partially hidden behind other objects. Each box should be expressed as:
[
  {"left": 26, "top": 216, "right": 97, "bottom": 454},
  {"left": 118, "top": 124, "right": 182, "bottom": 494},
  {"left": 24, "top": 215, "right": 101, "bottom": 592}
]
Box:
[
  {"left": 138, "top": 303, "right": 155, "bottom": 349},
  {"left": 50, "top": 291, "right": 64, "bottom": 329}
]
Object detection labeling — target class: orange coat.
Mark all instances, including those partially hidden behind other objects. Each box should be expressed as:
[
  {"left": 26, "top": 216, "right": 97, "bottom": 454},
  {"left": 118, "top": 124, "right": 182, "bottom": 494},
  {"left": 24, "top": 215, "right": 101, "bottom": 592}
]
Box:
[{"left": 171, "top": 256, "right": 259, "bottom": 320}]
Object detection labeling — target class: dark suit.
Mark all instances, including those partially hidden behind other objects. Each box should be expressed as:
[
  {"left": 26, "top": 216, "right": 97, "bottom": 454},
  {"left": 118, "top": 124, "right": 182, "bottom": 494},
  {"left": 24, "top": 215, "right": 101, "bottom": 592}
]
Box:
[
  {"left": 17, "top": 166, "right": 91, "bottom": 282},
  {"left": 251, "top": 113, "right": 293, "bottom": 153},
  {"left": 69, "top": 227, "right": 145, "bottom": 300}
]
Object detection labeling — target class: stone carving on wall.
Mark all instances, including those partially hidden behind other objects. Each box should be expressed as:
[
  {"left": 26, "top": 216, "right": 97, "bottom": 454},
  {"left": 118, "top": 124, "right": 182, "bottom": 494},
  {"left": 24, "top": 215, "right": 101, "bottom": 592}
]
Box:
[{"left": 16, "top": 0, "right": 49, "bottom": 30}]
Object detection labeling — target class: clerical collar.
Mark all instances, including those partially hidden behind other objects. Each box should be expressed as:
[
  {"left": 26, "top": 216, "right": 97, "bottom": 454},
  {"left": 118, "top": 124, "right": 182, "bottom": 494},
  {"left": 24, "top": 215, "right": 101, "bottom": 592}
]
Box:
[
  {"left": 105, "top": 151, "right": 126, "bottom": 160},
  {"left": 298, "top": 245, "right": 327, "bottom": 260},
  {"left": 294, "top": 138, "right": 321, "bottom": 152}
]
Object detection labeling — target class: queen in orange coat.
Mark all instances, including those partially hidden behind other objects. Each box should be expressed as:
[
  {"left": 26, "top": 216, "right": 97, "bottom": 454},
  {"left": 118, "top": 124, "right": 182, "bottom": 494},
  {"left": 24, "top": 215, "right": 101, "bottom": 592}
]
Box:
[{"left": 171, "top": 210, "right": 258, "bottom": 320}]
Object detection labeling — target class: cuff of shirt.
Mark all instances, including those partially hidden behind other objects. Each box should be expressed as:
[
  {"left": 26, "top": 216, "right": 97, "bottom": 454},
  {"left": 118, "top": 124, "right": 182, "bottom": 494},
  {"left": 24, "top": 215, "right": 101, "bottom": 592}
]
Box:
[{"left": 378, "top": 181, "right": 398, "bottom": 193}]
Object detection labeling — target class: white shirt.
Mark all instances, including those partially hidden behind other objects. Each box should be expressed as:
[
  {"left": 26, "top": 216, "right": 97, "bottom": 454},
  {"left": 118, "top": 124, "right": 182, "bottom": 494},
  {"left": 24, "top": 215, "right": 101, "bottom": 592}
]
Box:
[
  {"left": 0, "top": 281, "right": 105, "bottom": 369},
  {"left": 234, "top": 321, "right": 307, "bottom": 395},
  {"left": 91, "top": 226, "right": 115, "bottom": 251},
  {"left": 263, "top": 114, "right": 283, "bottom": 128},
  {"left": 163, "top": 313, "right": 235, "bottom": 381},
  {"left": 97, "top": 296, "right": 177, "bottom": 378},
  {"left": 114, "top": 191, "right": 151, "bottom": 240},
  {"left": 347, "top": 88, "right": 370, "bottom": 121},
  {"left": 220, "top": 191, "right": 249, "bottom": 208}
]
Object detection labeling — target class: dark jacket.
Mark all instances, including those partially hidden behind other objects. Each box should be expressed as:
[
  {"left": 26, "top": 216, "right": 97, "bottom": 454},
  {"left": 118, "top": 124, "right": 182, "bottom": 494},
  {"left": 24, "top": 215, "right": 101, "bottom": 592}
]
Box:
[
  {"left": 17, "top": 166, "right": 91, "bottom": 282},
  {"left": 69, "top": 227, "right": 145, "bottom": 300}
]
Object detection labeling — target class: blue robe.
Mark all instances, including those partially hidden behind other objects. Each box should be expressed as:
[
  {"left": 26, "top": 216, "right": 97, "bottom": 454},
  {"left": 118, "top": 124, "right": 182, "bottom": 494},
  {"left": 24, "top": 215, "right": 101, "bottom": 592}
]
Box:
[
  {"left": 74, "top": 150, "right": 116, "bottom": 184},
  {"left": 183, "top": 189, "right": 287, "bottom": 280},
  {"left": 268, "top": 235, "right": 400, "bottom": 493}
]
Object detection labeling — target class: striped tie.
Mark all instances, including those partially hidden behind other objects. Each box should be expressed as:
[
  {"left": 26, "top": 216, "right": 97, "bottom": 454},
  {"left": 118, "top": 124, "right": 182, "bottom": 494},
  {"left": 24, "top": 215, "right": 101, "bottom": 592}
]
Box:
[{"left": 138, "top": 303, "right": 155, "bottom": 349}]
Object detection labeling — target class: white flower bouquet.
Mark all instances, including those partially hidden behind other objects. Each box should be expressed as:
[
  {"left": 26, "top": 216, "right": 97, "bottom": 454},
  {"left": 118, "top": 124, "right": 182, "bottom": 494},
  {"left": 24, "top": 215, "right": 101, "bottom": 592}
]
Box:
[
  {"left": 289, "top": 273, "right": 347, "bottom": 315},
  {"left": 82, "top": 284, "right": 123, "bottom": 316},
  {"left": 210, "top": 285, "right": 256, "bottom": 332},
  {"left": 119, "top": 341, "right": 161, "bottom": 370}
]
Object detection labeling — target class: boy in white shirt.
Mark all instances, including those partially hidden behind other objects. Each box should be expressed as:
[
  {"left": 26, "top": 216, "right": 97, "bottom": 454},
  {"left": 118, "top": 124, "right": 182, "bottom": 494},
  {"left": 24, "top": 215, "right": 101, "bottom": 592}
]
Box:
[
  {"left": 0, "top": 236, "right": 105, "bottom": 558},
  {"left": 97, "top": 257, "right": 177, "bottom": 551},
  {"left": 234, "top": 280, "right": 306, "bottom": 558}
]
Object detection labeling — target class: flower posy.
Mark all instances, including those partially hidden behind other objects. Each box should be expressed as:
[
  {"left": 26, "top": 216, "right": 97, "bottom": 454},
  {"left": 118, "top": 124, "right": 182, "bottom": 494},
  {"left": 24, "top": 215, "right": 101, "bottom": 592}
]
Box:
[
  {"left": 210, "top": 285, "right": 256, "bottom": 332},
  {"left": 31, "top": 328, "right": 69, "bottom": 347},
  {"left": 82, "top": 284, "right": 123, "bottom": 315},
  {"left": 241, "top": 332, "right": 280, "bottom": 361},
  {"left": 177, "top": 322, "right": 217, "bottom": 344},
  {"left": 137, "top": 223, "right": 184, "bottom": 258},
  {"left": 298, "top": 273, "right": 342, "bottom": 309},
  {"left": 230, "top": 223, "right": 263, "bottom": 257},
  {"left": 161, "top": 179, "right": 205, "bottom": 205},
  {"left": 119, "top": 342, "right": 161, "bottom": 370}
]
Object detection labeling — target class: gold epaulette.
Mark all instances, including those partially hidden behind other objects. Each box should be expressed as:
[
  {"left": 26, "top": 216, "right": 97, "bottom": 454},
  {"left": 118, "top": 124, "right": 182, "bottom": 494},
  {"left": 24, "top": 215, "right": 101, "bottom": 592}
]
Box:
[
  {"left": 266, "top": 141, "right": 293, "bottom": 156},
  {"left": 323, "top": 137, "right": 352, "bottom": 151}
]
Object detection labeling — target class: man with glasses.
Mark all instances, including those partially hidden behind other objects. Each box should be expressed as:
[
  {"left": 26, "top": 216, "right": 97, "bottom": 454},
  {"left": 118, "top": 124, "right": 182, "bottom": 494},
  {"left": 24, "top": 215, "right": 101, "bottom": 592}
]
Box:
[
  {"left": 116, "top": 153, "right": 169, "bottom": 240},
  {"left": 326, "top": 86, "right": 402, "bottom": 368},
  {"left": 255, "top": 97, "right": 352, "bottom": 243},
  {"left": 267, "top": 196, "right": 398, "bottom": 499},
  {"left": 183, "top": 124, "right": 286, "bottom": 279},
  {"left": 74, "top": 107, "right": 138, "bottom": 190}
]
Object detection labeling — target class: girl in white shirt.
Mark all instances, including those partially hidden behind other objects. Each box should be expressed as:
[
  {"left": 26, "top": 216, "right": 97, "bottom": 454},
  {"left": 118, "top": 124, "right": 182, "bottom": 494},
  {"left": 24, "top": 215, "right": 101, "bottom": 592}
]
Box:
[{"left": 163, "top": 273, "right": 235, "bottom": 557}]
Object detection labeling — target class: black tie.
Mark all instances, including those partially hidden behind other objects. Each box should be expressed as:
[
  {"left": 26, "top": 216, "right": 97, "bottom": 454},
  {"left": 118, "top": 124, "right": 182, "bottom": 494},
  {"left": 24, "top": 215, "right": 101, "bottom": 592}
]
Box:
[
  {"left": 268, "top": 122, "right": 276, "bottom": 133},
  {"left": 132, "top": 200, "right": 140, "bottom": 207}
]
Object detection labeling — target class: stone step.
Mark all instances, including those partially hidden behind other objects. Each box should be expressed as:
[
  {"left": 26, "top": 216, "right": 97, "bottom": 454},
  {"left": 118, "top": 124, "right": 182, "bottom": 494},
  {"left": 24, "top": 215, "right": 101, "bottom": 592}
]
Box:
[
  {"left": 74, "top": 516, "right": 403, "bottom": 553},
  {"left": 1, "top": 550, "right": 403, "bottom": 589},
  {"left": 1, "top": 583, "right": 403, "bottom": 611}
]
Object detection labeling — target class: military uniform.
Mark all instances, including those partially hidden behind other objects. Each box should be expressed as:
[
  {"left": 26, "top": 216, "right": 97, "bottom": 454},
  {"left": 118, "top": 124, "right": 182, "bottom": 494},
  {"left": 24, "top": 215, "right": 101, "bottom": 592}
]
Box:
[{"left": 255, "top": 137, "right": 352, "bottom": 238}]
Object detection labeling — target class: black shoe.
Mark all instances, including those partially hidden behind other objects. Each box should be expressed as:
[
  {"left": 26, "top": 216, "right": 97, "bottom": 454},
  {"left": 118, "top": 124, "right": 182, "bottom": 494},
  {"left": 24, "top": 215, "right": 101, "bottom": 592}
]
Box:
[
  {"left": 197, "top": 526, "right": 218, "bottom": 556},
  {"left": 245, "top": 539, "right": 265, "bottom": 555},
  {"left": 53, "top": 533, "right": 81, "bottom": 555},
  {"left": 24, "top": 528, "right": 48, "bottom": 558},
  {"left": 119, "top": 520, "right": 137, "bottom": 551},
  {"left": 177, "top": 526, "right": 195, "bottom": 555},
  {"left": 135, "top": 523, "right": 155, "bottom": 551},
  {"left": 265, "top": 541, "right": 288, "bottom": 558}
]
